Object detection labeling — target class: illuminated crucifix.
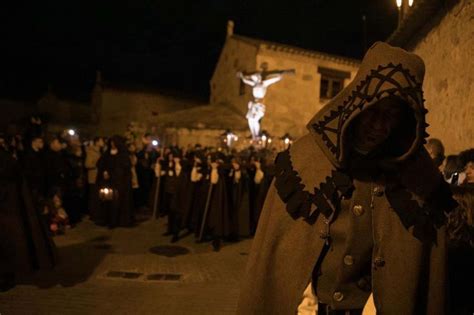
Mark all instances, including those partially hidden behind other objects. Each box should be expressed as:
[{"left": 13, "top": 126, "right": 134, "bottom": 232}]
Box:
[{"left": 237, "top": 64, "right": 295, "bottom": 140}]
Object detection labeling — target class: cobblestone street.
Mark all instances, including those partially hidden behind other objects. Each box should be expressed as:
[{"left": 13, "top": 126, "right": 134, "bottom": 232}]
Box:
[{"left": 0, "top": 216, "right": 251, "bottom": 315}]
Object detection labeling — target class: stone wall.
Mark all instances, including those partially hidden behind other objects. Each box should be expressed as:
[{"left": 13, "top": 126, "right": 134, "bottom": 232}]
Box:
[
  {"left": 210, "top": 36, "right": 258, "bottom": 114},
  {"left": 408, "top": 0, "right": 474, "bottom": 154}
]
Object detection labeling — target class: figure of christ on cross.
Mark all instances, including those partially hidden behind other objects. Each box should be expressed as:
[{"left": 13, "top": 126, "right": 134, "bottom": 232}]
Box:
[{"left": 237, "top": 65, "right": 295, "bottom": 140}]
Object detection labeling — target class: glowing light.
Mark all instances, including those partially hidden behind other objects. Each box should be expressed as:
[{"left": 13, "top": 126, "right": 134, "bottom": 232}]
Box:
[
  {"left": 235, "top": 136, "right": 239, "bottom": 141},
  {"left": 284, "top": 138, "right": 290, "bottom": 145},
  {"left": 103, "top": 188, "right": 109, "bottom": 194},
  {"left": 68, "top": 129, "right": 75, "bottom": 136},
  {"left": 152, "top": 140, "right": 158, "bottom": 146},
  {"left": 408, "top": 0, "right": 413, "bottom": 6},
  {"left": 262, "top": 135, "right": 267, "bottom": 142},
  {"left": 396, "top": 0, "right": 402, "bottom": 8},
  {"left": 268, "top": 138, "right": 272, "bottom": 144}
]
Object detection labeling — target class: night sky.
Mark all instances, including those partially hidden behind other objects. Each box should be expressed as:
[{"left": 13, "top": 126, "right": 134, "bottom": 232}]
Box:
[{"left": 0, "top": 0, "right": 398, "bottom": 102}]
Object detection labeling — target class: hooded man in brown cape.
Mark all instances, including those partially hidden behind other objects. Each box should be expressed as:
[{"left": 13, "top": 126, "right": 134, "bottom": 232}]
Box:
[{"left": 237, "top": 42, "right": 457, "bottom": 315}]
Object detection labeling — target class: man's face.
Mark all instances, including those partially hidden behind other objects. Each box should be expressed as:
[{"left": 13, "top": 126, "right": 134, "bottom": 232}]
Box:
[
  {"left": 33, "top": 138, "right": 44, "bottom": 150},
  {"left": 465, "top": 161, "right": 474, "bottom": 184},
  {"left": 50, "top": 139, "right": 62, "bottom": 152},
  {"left": 353, "top": 98, "right": 404, "bottom": 152},
  {"left": 97, "top": 138, "right": 105, "bottom": 148},
  {"left": 143, "top": 136, "right": 152, "bottom": 146}
]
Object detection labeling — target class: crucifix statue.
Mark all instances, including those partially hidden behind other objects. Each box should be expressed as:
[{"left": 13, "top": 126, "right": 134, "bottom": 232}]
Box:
[{"left": 237, "top": 64, "right": 295, "bottom": 140}]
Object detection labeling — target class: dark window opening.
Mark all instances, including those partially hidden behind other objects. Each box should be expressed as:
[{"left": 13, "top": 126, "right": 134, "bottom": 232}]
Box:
[{"left": 318, "top": 67, "right": 350, "bottom": 100}]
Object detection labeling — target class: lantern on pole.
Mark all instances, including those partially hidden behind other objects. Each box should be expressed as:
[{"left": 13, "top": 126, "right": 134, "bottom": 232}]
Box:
[
  {"left": 280, "top": 133, "right": 293, "bottom": 151},
  {"left": 221, "top": 129, "right": 238, "bottom": 149},
  {"left": 260, "top": 130, "right": 272, "bottom": 149}
]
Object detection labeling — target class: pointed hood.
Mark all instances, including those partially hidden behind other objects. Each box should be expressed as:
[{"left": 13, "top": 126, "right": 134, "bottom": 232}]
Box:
[{"left": 307, "top": 42, "right": 428, "bottom": 168}]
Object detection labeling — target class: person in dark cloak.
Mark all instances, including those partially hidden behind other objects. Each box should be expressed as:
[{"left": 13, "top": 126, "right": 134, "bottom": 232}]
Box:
[
  {"left": 149, "top": 149, "right": 167, "bottom": 218},
  {"left": 237, "top": 42, "right": 458, "bottom": 315},
  {"left": 200, "top": 153, "right": 232, "bottom": 251},
  {"left": 227, "top": 156, "right": 252, "bottom": 239},
  {"left": 169, "top": 153, "right": 194, "bottom": 242},
  {"left": 96, "top": 135, "right": 134, "bottom": 228},
  {"left": 192, "top": 153, "right": 212, "bottom": 239},
  {"left": 0, "top": 138, "right": 57, "bottom": 291},
  {"left": 162, "top": 149, "right": 182, "bottom": 235},
  {"left": 446, "top": 185, "right": 474, "bottom": 315},
  {"left": 135, "top": 134, "right": 154, "bottom": 210},
  {"left": 65, "top": 143, "right": 87, "bottom": 221},
  {"left": 85, "top": 137, "right": 104, "bottom": 221},
  {"left": 22, "top": 135, "right": 47, "bottom": 202},
  {"left": 43, "top": 137, "right": 75, "bottom": 223}
]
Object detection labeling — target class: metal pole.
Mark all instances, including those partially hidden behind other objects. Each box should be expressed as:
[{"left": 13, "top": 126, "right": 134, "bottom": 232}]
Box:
[
  {"left": 152, "top": 176, "right": 161, "bottom": 219},
  {"left": 198, "top": 183, "right": 214, "bottom": 241}
]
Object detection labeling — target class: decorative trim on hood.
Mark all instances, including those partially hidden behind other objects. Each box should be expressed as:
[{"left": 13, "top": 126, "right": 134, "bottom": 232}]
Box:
[{"left": 311, "top": 62, "right": 427, "bottom": 165}]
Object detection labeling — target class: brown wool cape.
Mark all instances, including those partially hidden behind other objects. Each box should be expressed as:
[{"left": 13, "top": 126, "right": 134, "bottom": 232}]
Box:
[{"left": 236, "top": 42, "right": 457, "bottom": 315}]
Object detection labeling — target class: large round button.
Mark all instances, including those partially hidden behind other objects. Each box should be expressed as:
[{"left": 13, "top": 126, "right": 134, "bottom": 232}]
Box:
[
  {"left": 373, "top": 187, "right": 384, "bottom": 196},
  {"left": 357, "top": 278, "right": 371, "bottom": 292},
  {"left": 333, "top": 291, "right": 344, "bottom": 302},
  {"left": 343, "top": 255, "right": 354, "bottom": 266},
  {"left": 352, "top": 204, "right": 364, "bottom": 216},
  {"left": 374, "top": 257, "right": 386, "bottom": 268}
]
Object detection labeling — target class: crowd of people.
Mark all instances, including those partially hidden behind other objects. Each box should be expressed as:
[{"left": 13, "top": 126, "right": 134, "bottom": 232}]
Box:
[
  {"left": 0, "top": 118, "right": 281, "bottom": 254},
  {"left": 1, "top": 115, "right": 473, "bottom": 305}
]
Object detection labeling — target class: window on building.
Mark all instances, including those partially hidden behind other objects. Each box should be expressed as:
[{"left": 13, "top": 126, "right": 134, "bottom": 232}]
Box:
[{"left": 318, "top": 67, "right": 351, "bottom": 100}]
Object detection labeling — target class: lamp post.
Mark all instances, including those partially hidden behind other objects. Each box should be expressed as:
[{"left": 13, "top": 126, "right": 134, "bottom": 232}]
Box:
[
  {"left": 280, "top": 133, "right": 293, "bottom": 151},
  {"left": 396, "top": 0, "right": 403, "bottom": 26},
  {"left": 396, "top": 0, "right": 413, "bottom": 26},
  {"left": 221, "top": 129, "right": 238, "bottom": 149}
]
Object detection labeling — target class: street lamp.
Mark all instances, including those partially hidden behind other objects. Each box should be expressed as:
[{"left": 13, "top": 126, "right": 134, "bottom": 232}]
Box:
[
  {"left": 280, "top": 133, "right": 293, "bottom": 151},
  {"left": 396, "top": 0, "right": 403, "bottom": 26}
]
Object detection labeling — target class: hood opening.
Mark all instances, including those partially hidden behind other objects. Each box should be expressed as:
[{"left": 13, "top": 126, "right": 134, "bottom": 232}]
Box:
[{"left": 344, "top": 95, "right": 418, "bottom": 166}]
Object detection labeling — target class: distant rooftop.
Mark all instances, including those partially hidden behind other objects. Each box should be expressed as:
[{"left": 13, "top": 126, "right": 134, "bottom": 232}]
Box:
[{"left": 231, "top": 34, "right": 361, "bottom": 67}]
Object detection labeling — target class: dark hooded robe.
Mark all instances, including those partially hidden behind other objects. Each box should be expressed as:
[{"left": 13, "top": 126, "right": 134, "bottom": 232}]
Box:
[
  {"left": 173, "top": 157, "right": 201, "bottom": 233},
  {"left": 0, "top": 147, "right": 57, "bottom": 283},
  {"left": 22, "top": 148, "right": 46, "bottom": 199},
  {"left": 227, "top": 163, "right": 252, "bottom": 238},
  {"left": 202, "top": 162, "right": 232, "bottom": 240},
  {"left": 237, "top": 42, "right": 457, "bottom": 315},
  {"left": 96, "top": 136, "right": 133, "bottom": 228},
  {"left": 162, "top": 152, "right": 184, "bottom": 235}
]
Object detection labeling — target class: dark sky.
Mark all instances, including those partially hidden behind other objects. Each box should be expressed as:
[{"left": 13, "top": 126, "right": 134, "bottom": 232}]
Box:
[{"left": 0, "top": 0, "right": 398, "bottom": 102}]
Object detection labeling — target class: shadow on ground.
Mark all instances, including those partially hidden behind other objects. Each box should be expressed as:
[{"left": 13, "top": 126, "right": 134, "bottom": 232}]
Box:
[{"left": 16, "top": 235, "right": 113, "bottom": 289}]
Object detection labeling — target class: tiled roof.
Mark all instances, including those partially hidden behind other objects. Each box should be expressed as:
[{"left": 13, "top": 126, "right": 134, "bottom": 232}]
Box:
[
  {"left": 232, "top": 35, "right": 360, "bottom": 66},
  {"left": 387, "top": 0, "right": 459, "bottom": 47}
]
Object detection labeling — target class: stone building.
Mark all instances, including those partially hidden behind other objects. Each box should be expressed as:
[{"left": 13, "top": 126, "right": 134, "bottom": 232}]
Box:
[
  {"left": 388, "top": 0, "right": 473, "bottom": 154},
  {"left": 3, "top": 72, "right": 204, "bottom": 140},
  {"left": 210, "top": 21, "right": 360, "bottom": 139}
]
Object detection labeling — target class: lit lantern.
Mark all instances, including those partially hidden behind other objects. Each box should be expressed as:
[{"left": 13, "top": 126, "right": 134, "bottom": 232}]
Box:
[
  {"left": 408, "top": 0, "right": 414, "bottom": 6},
  {"left": 396, "top": 0, "right": 402, "bottom": 8},
  {"left": 99, "top": 187, "right": 115, "bottom": 201},
  {"left": 260, "top": 130, "right": 272, "bottom": 149},
  {"left": 68, "top": 129, "right": 76, "bottom": 136},
  {"left": 221, "top": 129, "right": 238, "bottom": 148},
  {"left": 280, "top": 133, "right": 293, "bottom": 150}
]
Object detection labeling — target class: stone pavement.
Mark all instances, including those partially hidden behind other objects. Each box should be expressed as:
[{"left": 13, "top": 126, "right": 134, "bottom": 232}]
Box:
[{"left": 0, "top": 216, "right": 252, "bottom": 315}]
